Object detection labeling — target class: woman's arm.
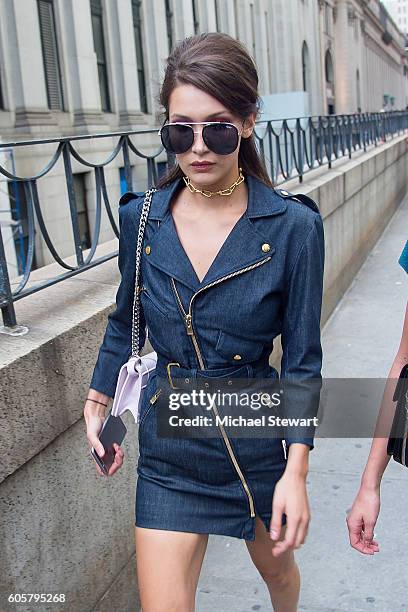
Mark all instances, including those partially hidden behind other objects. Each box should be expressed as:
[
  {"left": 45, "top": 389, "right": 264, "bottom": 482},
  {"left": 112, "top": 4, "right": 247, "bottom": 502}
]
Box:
[
  {"left": 88, "top": 199, "right": 147, "bottom": 399},
  {"left": 346, "top": 302, "right": 408, "bottom": 554},
  {"left": 280, "top": 211, "right": 325, "bottom": 451},
  {"left": 362, "top": 305, "right": 408, "bottom": 488},
  {"left": 270, "top": 208, "right": 325, "bottom": 554},
  {"left": 85, "top": 197, "right": 147, "bottom": 477}
]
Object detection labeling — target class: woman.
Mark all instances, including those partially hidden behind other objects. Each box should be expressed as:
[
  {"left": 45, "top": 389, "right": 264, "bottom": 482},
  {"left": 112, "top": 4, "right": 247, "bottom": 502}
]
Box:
[
  {"left": 84, "top": 33, "right": 325, "bottom": 611},
  {"left": 346, "top": 241, "right": 408, "bottom": 555}
]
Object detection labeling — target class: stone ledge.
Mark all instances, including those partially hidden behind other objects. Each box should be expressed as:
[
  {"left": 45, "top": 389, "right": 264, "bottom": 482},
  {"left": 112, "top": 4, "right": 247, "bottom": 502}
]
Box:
[{"left": 0, "top": 238, "right": 154, "bottom": 483}]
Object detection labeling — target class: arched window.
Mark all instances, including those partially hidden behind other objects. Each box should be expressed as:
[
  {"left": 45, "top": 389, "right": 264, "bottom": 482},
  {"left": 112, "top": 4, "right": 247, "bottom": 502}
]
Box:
[
  {"left": 301, "top": 41, "right": 310, "bottom": 92},
  {"left": 325, "top": 49, "right": 334, "bottom": 84}
]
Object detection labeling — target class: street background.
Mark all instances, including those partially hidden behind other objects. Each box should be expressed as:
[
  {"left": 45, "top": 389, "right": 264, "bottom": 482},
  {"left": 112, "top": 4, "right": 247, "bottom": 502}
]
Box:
[{"left": 196, "top": 193, "right": 408, "bottom": 612}]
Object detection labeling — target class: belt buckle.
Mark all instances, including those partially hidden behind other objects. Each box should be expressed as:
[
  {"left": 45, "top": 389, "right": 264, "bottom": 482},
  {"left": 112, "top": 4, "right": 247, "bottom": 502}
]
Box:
[{"left": 166, "top": 362, "right": 181, "bottom": 389}]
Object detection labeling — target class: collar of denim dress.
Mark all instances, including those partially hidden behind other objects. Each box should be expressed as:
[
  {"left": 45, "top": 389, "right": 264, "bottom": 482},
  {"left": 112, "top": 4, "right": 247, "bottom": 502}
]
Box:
[
  {"left": 121, "top": 173, "right": 289, "bottom": 221},
  {"left": 117, "top": 173, "right": 324, "bottom": 291}
]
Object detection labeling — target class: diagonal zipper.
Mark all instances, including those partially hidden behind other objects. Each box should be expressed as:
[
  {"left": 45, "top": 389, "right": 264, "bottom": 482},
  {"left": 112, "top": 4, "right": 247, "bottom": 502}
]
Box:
[{"left": 170, "top": 256, "right": 271, "bottom": 519}]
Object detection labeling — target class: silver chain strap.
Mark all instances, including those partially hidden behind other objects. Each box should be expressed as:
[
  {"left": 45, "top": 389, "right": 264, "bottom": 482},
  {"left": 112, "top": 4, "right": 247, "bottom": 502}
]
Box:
[{"left": 131, "top": 187, "right": 157, "bottom": 357}]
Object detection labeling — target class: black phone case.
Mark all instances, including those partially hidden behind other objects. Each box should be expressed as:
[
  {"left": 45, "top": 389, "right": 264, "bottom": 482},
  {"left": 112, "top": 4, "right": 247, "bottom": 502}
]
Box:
[{"left": 91, "top": 412, "right": 127, "bottom": 473}]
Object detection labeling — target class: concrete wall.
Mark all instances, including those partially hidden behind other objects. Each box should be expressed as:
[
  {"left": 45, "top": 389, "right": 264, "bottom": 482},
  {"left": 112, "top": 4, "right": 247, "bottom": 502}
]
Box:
[{"left": 0, "top": 135, "right": 407, "bottom": 612}]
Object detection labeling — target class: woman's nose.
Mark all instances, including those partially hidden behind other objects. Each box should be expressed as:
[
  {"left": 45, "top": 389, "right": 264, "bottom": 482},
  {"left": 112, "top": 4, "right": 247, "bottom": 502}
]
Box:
[{"left": 191, "top": 127, "right": 209, "bottom": 154}]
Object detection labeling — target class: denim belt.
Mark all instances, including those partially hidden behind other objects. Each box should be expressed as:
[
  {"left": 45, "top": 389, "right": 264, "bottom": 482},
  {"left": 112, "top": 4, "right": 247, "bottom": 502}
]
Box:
[{"left": 154, "top": 355, "right": 272, "bottom": 390}]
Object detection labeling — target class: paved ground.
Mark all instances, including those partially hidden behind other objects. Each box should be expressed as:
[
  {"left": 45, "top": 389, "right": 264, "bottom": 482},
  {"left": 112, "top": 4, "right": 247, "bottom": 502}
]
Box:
[{"left": 195, "top": 195, "right": 408, "bottom": 612}]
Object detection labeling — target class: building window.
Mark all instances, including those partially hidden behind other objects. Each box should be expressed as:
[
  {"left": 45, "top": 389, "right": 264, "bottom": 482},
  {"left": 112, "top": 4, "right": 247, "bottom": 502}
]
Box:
[
  {"left": 119, "top": 167, "right": 127, "bottom": 195},
  {"left": 119, "top": 166, "right": 135, "bottom": 194},
  {"left": 265, "top": 10, "right": 272, "bottom": 91},
  {"left": 73, "top": 174, "right": 91, "bottom": 250},
  {"left": 356, "top": 69, "right": 361, "bottom": 111},
  {"left": 132, "top": 0, "right": 148, "bottom": 114},
  {"left": 37, "top": 0, "right": 64, "bottom": 111},
  {"left": 323, "top": 1, "right": 332, "bottom": 36},
  {"left": 192, "top": 0, "right": 199, "bottom": 34},
  {"left": 325, "top": 49, "right": 334, "bottom": 83},
  {"left": 325, "top": 49, "right": 335, "bottom": 114},
  {"left": 90, "top": 0, "right": 111, "bottom": 112},
  {"left": 302, "top": 41, "right": 309, "bottom": 92},
  {"left": 233, "top": 0, "right": 240, "bottom": 39},
  {"left": 0, "top": 30, "right": 5, "bottom": 110},
  {"left": 215, "top": 0, "right": 220, "bottom": 32},
  {"left": 0, "top": 70, "right": 4, "bottom": 110},
  {"left": 7, "top": 181, "right": 38, "bottom": 274},
  {"left": 250, "top": 3, "right": 256, "bottom": 58},
  {"left": 165, "top": 0, "right": 174, "bottom": 53}
]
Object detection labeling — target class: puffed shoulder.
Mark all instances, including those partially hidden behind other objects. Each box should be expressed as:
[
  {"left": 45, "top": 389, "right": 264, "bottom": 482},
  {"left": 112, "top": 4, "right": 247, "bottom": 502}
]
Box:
[
  {"left": 274, "top": 188, "right": 320, "bottom": 214},
  {"left": 118, "top": 190, "right": 145, "bottom": 207}
]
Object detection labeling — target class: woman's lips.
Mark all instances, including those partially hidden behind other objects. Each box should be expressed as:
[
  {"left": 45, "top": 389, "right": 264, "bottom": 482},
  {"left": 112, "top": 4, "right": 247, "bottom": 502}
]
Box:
[
  {"left": 191, "top": 162, "right": 215, "bottom": 169},
  {"left": 190, "top": 164, "right": 214, "bottom": 171}
]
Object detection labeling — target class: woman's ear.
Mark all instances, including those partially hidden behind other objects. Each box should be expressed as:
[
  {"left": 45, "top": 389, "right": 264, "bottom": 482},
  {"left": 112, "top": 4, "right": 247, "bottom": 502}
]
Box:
[{"left": 242, "top": 112, "right": 257, "bottom": 138}]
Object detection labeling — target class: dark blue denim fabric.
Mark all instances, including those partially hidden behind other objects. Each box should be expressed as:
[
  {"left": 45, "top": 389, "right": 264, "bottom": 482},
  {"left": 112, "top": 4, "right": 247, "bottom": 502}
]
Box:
[
  {"left": 89, "top": 173, "right": 325, "bottom": 451},
  {"left": 135, "top": 365, "right": 289, "bottom": 540}
]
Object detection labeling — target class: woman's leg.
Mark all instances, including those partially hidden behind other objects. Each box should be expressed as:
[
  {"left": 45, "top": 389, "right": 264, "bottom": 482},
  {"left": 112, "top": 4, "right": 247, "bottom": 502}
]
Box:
[
  {"left": 245, "top": 516, "right": 300, "bottom": 612},
  {"left": 135, "top": 526, "right": 209, "bottom": 612}
]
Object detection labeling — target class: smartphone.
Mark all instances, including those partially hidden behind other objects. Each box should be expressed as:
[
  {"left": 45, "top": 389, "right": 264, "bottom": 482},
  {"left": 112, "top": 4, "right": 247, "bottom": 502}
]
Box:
[{"left": 90, "top": 411, "right": 127, "bottom": 475}]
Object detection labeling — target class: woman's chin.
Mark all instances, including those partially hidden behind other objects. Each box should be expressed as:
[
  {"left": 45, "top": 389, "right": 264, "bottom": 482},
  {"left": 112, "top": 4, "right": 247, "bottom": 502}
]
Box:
[{"left": 184, "top": 167, "right": 226, "bottom": 187}]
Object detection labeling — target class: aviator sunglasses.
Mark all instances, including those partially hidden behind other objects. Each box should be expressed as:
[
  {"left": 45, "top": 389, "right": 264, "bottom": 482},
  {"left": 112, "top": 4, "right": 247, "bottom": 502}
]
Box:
[{"left": 158, "top": 119, "right": 245, "bottom": 156}]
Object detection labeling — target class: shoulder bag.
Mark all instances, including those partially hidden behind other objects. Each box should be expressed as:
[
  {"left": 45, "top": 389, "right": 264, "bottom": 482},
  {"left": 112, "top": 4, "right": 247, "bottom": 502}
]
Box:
[
  {"left": 110, "top": 187, "right": 158, "bottom": 425},
  {"left": 387, "top": 363, "right": 408, "bottom": 467}
]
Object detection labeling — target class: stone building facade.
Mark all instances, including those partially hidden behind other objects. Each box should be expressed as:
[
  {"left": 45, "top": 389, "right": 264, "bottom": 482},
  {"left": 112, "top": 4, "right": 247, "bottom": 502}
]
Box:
[{"left": 0, "top": 0, "right": 406, "bottom": 273}]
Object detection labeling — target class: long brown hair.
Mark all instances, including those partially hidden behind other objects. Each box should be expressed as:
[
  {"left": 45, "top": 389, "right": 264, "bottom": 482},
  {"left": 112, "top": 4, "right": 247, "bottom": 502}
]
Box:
[{"left": 154, "top": 32, "right": 273, "bottom": 189}]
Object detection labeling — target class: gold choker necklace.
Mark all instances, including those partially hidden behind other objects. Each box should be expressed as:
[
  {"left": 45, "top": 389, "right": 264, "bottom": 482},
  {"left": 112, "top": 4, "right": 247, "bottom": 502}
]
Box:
[{"left": 183, "top": 167, "right": 245, "bottom": 198}]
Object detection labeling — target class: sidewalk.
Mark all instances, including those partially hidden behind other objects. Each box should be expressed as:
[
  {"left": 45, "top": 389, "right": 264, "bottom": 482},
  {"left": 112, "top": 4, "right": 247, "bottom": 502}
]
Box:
[{"left": 196, "top": 194, "right": 408, "bottom": 611}]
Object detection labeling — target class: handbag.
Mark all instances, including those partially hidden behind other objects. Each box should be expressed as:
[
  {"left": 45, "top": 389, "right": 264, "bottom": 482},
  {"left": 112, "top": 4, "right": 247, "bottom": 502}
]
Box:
[
  {"left": 387, "top": 363, "right": 408, "bottom": 467},
  {"left": 110, "top": 187, "right": 158, "bottom": 425}
]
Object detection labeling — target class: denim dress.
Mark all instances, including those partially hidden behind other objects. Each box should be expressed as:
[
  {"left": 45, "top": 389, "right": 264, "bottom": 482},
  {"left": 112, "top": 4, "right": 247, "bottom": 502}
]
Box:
[{"left": 89, "top": 173, "right": 325, "bottom": 541}]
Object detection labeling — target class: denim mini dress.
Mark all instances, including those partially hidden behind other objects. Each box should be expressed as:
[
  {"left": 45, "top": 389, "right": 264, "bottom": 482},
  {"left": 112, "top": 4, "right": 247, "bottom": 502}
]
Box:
[{"left": 89, "top": 173, "right": 325, "bottom": 541}]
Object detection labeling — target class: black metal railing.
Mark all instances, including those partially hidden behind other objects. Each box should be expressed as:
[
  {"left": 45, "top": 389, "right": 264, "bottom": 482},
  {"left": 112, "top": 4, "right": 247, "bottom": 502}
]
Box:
[{"left": 1, "top": 110, "right": 407, "bottom": 328}]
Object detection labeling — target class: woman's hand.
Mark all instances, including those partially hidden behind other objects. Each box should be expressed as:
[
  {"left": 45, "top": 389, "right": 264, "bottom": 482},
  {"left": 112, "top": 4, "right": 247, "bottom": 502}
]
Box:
[
  {"left": 346, "top": 484, "right": 380, "bottom": 555},
  {"left": 269, "top": 444, "right": 311, "bottom": 557},
  {"left": 84, "top": 397, "right": 124, "bottom": 477}
]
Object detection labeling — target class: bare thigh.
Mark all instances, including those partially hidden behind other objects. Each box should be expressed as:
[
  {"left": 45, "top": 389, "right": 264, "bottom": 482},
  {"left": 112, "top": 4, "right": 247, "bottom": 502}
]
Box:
[
  {"left": 245, "top": 516, "right": 295, "bottom": 579},
  {"left": 135, "top": 526, "right": 209, "bottom": 612}
]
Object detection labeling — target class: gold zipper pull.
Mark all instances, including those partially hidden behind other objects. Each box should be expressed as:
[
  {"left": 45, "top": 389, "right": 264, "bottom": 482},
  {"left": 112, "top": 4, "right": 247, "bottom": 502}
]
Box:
[
  {"left": 184, "top": 314, "right": 194, "bottom": 335},
  {"left": 149, "top": 388, "right": 162, "bottom": 404}
]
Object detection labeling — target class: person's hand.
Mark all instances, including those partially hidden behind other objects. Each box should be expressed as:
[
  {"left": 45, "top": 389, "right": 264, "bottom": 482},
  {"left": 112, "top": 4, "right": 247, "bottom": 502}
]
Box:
[
  {"left": 269, "top": 471, "right": 310, "bottom": 557},
  {"left": 346, "top": 485, "right": 380, "bottom": 555},
  {"left": 84, "top": 399, "right": 124, "bottom": 477}
]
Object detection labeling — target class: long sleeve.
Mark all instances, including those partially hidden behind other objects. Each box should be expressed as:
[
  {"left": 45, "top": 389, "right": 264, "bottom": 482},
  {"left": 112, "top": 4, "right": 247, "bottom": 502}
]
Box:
[
  {"left": 89, "top": 201, "right": 147, "bottom": 398},
  {"left": 280, "top": 213, "right": 325, "bottom": 450}
]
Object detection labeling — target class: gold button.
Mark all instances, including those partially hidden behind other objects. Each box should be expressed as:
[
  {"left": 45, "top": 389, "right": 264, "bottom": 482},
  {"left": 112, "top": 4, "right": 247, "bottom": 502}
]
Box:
[
  {"left": 233, "top": 354, "right": 242, "bottom": 360},
  {"left": 261, "top": 243, "right": 270, "bottom": 252},
  {"left": 145, "top": 245, "right": 151, "bottom": 255}
]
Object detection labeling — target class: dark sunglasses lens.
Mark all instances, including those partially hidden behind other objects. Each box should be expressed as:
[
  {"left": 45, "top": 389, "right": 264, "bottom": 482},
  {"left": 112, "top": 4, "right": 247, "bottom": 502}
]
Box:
[
  {"left": 203, "top": 123, "right": 239, "bottom": 155},
  {"left": 160, "top": 124, "right": 193, "bottom": 154}
]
